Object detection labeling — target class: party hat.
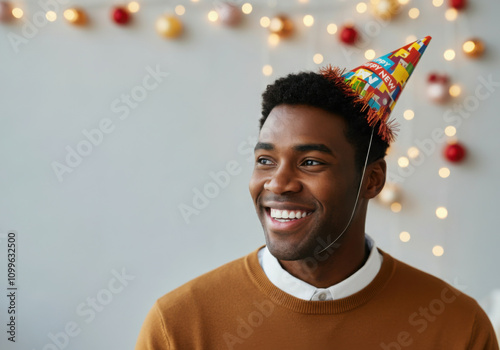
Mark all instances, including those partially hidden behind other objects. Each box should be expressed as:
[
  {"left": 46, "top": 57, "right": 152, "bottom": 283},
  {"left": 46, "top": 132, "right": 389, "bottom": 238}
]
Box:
[{"left": 321, "top": 36, "right": 432, "bottom": 143}]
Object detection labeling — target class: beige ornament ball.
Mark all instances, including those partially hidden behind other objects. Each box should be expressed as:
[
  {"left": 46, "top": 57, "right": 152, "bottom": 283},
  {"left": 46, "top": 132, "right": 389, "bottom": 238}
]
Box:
[{"left": 377, "top": 183, "right": 401, "bottom": 206}]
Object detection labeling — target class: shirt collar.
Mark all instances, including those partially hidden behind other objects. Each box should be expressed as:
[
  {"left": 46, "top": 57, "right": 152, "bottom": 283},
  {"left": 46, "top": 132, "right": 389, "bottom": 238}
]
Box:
[{"left": 257, "top": 234, "right": 383, "bottom": 301}]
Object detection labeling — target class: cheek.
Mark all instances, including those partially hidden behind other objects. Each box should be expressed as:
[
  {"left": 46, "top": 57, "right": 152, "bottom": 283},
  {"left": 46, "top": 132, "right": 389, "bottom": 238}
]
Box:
[
  {"left": 306, "top": 174, "right": 354, "bottom": 208},
  {"left": 248, "top": 171, "right": 264, "bottom": 203}
]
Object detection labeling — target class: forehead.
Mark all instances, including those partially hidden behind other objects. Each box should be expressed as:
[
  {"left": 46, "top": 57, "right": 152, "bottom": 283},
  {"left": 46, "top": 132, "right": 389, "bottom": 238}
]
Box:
[{"left": 259, "top": 104, "right": 350, "bottom": 149}]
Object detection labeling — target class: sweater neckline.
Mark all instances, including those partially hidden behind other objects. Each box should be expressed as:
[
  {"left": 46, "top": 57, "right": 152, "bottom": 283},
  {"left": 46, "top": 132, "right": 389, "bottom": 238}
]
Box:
[{"left": 244, "top": 246, "right": 396, "bottom": 314}]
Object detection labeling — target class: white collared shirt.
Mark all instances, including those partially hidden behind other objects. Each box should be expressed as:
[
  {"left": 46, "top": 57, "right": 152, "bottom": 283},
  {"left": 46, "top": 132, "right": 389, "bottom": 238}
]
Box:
[{"left": 257, "top": 235, "right": 383, "bottom": 301}]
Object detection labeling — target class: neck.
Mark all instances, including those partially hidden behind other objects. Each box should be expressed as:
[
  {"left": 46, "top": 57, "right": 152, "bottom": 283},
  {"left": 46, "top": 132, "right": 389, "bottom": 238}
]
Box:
[{"left": 279, "top": 230, "right": 368, "bottom": 288}]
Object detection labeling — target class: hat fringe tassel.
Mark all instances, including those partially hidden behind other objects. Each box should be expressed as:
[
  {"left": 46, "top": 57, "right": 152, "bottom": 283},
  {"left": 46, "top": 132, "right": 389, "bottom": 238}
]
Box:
[{"left": 320, "top": 64, "right": 397, "bottom": 143}]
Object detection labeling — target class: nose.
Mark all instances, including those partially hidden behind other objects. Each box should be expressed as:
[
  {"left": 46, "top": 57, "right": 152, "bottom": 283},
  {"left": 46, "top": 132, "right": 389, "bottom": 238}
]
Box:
[{"left": 263, "top": 164, "right": 302, "bottom": 194}]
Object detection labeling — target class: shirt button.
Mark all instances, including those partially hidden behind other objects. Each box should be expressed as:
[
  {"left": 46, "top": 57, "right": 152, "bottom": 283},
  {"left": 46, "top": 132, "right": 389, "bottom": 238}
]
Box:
[{"left": 318, "top": 293, "right": 327, "bottom": 301}]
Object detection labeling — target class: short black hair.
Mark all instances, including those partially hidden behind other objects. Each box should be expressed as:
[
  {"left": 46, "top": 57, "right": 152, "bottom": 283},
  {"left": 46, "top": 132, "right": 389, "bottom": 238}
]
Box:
[{"left": 260, "top": 71, "right": 389, "bottom": 173}]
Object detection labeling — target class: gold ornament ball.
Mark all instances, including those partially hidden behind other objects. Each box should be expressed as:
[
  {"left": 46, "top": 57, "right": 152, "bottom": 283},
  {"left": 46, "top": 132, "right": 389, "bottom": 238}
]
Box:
[
  {"left": 370, "top": 0, "right": 400, "bottom": 20},
  {"left": 64, "top": 8, "right": 87, "bottom": 25},
  {"left": 269, "top": 15, "right": 294, "bottom": 38},
  {"left": 462, "top": 38, "right": 485, "bottom": 58},
  {"left": 156, "top": 15, "right": 183, "bottom": 39}
]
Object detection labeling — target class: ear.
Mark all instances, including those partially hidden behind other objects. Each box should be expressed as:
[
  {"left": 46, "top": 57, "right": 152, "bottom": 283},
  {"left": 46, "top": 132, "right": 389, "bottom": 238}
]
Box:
[{"left": 362, "top": 158, "right": 386, "bottom": 199}]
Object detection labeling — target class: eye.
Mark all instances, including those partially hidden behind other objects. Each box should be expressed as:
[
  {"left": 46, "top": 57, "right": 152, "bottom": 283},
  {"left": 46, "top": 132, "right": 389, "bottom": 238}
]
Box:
[
  {"left": 257, "top": 157, "right": 274, "bottom": 165},
  {"left": 302, "top": 159, "right": 324, "bottom": 166}
]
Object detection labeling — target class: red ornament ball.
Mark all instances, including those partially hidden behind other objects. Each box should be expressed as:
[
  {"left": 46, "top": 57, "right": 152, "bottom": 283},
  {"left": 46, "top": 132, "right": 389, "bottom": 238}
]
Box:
[
  {"left": 112, "top": 7, "right": 130, "bottom": 25},
  {"left": 339, "top": 25, "right": 358, "bottom": 45},
  {"left": 444, "top": 142, "right": 466, "bottom": 163},
  {"left": 450, "top": 0, "right": 466, "bottom": 10}
]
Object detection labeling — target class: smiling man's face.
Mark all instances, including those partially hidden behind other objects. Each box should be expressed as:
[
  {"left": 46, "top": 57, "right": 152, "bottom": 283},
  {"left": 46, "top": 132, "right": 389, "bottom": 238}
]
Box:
[{"left": 249, "top": 104, "right": 361, "bottom": 261}]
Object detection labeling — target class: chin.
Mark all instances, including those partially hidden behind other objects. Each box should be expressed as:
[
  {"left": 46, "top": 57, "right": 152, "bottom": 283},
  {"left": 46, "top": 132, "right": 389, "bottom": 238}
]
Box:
[{"left": 264, "top": 231, "right": 315, "bottom": 261}]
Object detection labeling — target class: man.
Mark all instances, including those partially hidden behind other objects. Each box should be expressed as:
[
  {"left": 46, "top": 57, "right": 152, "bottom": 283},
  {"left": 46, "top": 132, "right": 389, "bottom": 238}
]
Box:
[{"left": 136, "top": 37, "right": 499, "bottom": 349}]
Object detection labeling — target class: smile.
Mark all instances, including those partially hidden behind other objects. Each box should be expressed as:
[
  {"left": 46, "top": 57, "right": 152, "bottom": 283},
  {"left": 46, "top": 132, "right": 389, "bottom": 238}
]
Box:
[
  {"left": 269, "top": 208, "right": 313, "bottom": 222},
  {"left": 264, "top": 207, "right": 314, "bottom": 231}
]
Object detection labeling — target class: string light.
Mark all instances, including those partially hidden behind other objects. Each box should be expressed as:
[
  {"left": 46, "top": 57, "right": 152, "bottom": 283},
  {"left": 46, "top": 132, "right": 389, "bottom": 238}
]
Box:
[
  {"left": 432, "top": 0, "right": 444, "bottom": 7},
  {"left": 356, "top": 2, "right": 367, "bottom": 13},
  {"left": 463, "top": 40, "right": 475, "bottom": 53},
  {"left": 327, "top": 23, "right": 338, "bottom": 34},
  {"left": 208, "top": 10, "right": 218, "bottom": 22},
  {"left": 399, "top": 231, "right": 411, "bottom": 242},
  {"left": 439, "top": 167, "right": 451, "bottom": 178},
  {"left": 398, "top": 0, "right": 410, "bottom": 4},
  {"left": 12, "top": 7, "right": 23, "bottom": 18},
  {"left": 403, "top": 109, "right": 414, "bottom": 120},
  {"left": 444, "top": 49, "right": 456, "bottom": 61},
  {"left": 269, "top": 17, "right": 283, "bottom": 32},
  {"left": 303, "top": 14, "right": 314, "bottom": 27},
  {"left": 175, "top": 5, "right": 185, "bottom": 16},
  {"left": 364, "top": 49, "right": 376, "bottom": 60},
  {"left": 127, "top": 2, "right": 140, "bottom": 13},
  {"left": 407, "top": 147, "right": 420, "bottom": 159},
  {"left": 64, "top": 9, "right": 78, "bottom": 22},
  {"left": 241, "top": 3, "right": 252, "bottom": 14},
  {"left": 391, "top": 202, "right": 402, "bottom": 213},
  {"left": 313, "top": 53, "right": 323, "bottom": 64},
  {"left": 408, "top": 8, "right": 420, "bottom": 19},
  {"left": 46, "top": 10, "right": 57, "bottom": 22},
  {"left": 398, "top": 156, "right": 410, "bottom": 168},
  {"left": 268, "top": 33, "right": 280, "bottom": 46},
  {"left": 449, "top": 84, "right": 461, "bottom": 97},
  {"left": 436, "top": 207, "right": 448, "bottom": 219},
  {"left": 262, "top": 65, "right": 273, "bottom": 76},
  {"left": 445, "top": 126, "right": 457, "bottom": 137},
  {"left": 432, "top": 245, "right": 444, "bottom": 257},
  {"left": 260, "top": 16, "right": 270, "bottom": 28},
  {"left": 445, "top": 8, "right": 458, "bottom": 21}
]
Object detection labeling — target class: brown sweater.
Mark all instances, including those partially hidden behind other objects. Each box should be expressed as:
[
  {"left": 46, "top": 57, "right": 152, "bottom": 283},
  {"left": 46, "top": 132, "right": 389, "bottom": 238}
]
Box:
[{"left": 136, "top": 247, "right": 499, "bottom": 350}]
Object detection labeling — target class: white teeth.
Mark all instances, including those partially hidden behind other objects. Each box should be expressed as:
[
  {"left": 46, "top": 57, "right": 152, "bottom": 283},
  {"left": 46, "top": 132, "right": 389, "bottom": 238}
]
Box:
[{"left": 269, "top": 208, "right": 311, "bottom": 220}]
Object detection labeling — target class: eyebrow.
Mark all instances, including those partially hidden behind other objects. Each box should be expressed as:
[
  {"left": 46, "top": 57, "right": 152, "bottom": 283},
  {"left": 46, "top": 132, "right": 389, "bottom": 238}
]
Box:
[
  {"left": 294, "top": 144, "right": 334, "bottom": 156},
  {"left": 254, "top": 142, "right": 335, "bottom": 156},
  {"left": 254, "top": 142, "right": 274, "bottom": 151}
]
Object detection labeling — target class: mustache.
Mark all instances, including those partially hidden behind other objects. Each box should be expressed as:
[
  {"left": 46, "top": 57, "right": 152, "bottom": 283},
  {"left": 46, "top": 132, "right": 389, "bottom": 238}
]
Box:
[{"left": 259, "top": 194, "right": 316, "bottom": 207}]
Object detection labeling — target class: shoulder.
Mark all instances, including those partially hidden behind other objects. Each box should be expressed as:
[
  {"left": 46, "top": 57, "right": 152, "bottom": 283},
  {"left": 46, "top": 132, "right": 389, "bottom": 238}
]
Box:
[
  {"left": 380, "top": 249, "right": 488, "bottom": 320},
  {"left": 379, "top": 250, "right": 499, "bottom": 348}
]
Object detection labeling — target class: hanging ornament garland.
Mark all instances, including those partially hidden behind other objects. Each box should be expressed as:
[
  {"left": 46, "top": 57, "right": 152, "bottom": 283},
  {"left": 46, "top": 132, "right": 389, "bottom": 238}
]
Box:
[
  {"left": 377, "top": 182, "right": 402, "bottom": 207},
  {"left": 216, "top": 2, "right": 242, "bottom": 27},
  {"left": 155, "top": 15, "right": 183, "bottom": 38},
  {"left": 444, "top": 142, "right": 467, "bottom": 163},
  {"left": 112, "top": 6, "right": 131, "bottom": 25},
  {"left": 64, "top": 8, "right": 87, "bottom": 26},
  {"left": 269, "top": 15, "right": 294, "bottom": 38},
  {"left": 339, "top": 25, "right": 358, "bottom": 45},
  {"left": 370, "top": 0, "right": 400, "bottom": 20},
  {"left": 427, "top": 73, "right": 450, "bottom": 104},
  {"left": 450, "top": 0, "right": 467, "bottom": 10},
  {"left": 462, "top": 38, "right": 485, "bottom": 58},
  {"left": 0, "top": 1, "right": 12, "bottom": 22}
]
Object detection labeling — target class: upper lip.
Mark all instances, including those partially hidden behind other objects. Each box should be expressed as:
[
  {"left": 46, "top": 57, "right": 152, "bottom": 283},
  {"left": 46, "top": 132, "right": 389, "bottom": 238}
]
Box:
[{"left": 262, "top": 201, "right": 315, "bottom": 212}]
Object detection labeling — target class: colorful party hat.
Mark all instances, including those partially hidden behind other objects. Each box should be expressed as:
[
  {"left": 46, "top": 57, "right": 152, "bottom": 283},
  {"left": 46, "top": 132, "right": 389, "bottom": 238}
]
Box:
[{"left": 321, "top": 36, "right": 432, "bottom": 143}]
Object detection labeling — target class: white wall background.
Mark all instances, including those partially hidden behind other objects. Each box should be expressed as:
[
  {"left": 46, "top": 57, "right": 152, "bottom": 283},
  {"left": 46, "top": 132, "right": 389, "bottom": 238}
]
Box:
[{"left": 1, "top": 0, "right": 500, "bottom": 348}]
